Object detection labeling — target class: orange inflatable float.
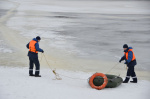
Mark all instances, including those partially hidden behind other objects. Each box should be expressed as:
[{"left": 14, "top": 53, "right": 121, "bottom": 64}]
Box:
[{"left": 89, "top": 73, "right": 108, "bottom": 90}]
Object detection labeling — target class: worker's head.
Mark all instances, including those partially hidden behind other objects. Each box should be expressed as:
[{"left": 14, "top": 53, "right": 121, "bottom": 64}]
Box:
[
  {"left": 123, "top": 44, "right": 128, "bottom": 51},
  {"left": 36, "top": 36, "right": 41, "bottom": 42}
]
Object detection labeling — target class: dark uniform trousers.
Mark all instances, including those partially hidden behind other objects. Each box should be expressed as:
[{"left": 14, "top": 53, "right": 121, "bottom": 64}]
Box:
[
  {"left": 29, "top": 57, "right": 40, "bottom": 75},
  {"left": 125, "top": 60, "right": 137, "bottom": 82},
  {"left": 126, "top": 65, "right": 136, "bottom": 78}
]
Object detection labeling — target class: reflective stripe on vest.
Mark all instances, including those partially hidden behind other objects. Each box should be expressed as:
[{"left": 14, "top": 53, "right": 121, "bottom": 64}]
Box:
[
  {"left": 29, "top": 40, "right": 38, "bottom": 53},
  {"left": 124, "top": 49, "right": 136, "bottom": 61}
]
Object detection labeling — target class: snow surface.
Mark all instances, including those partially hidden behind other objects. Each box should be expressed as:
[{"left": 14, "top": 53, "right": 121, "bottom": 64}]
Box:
[
  {"left": 0, "top": 66, "right": 150, "bottom": 99},
  {"left": 9, "top": 0, "right": 150, "bottom": 14},
  {"left": 0, "top": 40, "right": 13, "bottom": 53},
  {"left": 0, "top": 1, "right": 15, "bottom": 10}
]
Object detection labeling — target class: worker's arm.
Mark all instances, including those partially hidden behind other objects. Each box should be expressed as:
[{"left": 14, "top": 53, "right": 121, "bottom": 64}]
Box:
[
  {"left": 126, "top": 51, "right": 133, "bottom": 64},
  {"left": 119, "top": 55, "right": 126, "bottom": 62},
  {"left": 26, "top": 43, "right": 29, "bottom": 49},
  {"left": 35, "top": 43, "right": 43, "bottom": 52}
]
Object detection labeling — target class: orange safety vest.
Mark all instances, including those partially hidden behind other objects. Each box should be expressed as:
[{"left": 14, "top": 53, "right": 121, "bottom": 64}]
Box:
[
  {"left": 124, "top": 49, "right": 136, "bottom": 61},
  {"left": 29, "top": 40, "right": 38, "bottom": 53}
]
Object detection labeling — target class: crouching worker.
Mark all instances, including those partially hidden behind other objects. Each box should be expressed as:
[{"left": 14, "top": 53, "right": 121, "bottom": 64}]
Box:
[
  {"left": 119, "top": 44, "right": 137, "bottom": 83},
  {"left": 26, "top": 36, "right": 44, "bottom": 77}
]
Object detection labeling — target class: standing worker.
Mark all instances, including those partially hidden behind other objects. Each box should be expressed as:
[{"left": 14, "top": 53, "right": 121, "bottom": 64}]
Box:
[
  {"left": 119, "top": 44, "right": 137, "bottom": 83},
  {"left": 26, "top": 36, "right": 44, "bottom": 77}
]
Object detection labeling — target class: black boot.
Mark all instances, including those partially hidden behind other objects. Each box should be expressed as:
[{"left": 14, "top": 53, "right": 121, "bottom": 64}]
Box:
[
  {"left": 123, "top": 77, "right": 130, "bottom": 83},
  {"left": 35, "top": 75, "right": 41, "bottom": 77},
  {"left": 130, "top": 77, "right": 137, "bottom": 83},
  {"left": 29, "top": 74, "right": 35, "bottom": 76}
]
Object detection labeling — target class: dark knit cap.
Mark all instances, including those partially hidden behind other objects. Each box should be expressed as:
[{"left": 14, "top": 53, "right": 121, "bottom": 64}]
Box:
[
  {"left": 123, "top": 44, "right": 128, "bottom": 48},
  {"left": 36, "top": 36, "right": 41, "bottom": 40}
]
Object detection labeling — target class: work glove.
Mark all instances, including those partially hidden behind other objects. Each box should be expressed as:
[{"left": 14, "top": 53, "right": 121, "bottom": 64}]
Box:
[
  {"left": 119, "top": 59, "right": 122, "bottom": 63},
  {"left": 124, "top": 61, "right": 127, "bottom": 64},
  {"left": 42, "top": 50, "right": 44, "bottom": 53}
]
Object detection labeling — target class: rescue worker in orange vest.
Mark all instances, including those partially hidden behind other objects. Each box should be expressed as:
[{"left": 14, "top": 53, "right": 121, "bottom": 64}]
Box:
[
  {"left": 26, "top": 36, "right": 44, "bottom": 77},
  {"left": 119, "top": 44, "right": 137, "bottom": 83}
]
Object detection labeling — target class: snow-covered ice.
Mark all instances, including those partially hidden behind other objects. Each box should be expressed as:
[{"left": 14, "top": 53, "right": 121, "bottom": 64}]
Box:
[
  {"left": 0, "top": 40, "right": 13, "bottom": 53},
  {"left": 0, "top": 66, "right": 150, "bottom": 99},
  {"left": 4, "top": 0, "right": 150, "bottom": 70}
]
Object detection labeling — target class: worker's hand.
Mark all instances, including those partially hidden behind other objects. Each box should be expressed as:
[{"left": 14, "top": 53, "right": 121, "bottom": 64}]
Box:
[
  {"left": 42, "top": 50, "right": 44, "bottom": 53},
  {"left": 119, "top": 60, "right": 122, "bottom": 63},
  {"left": 124, "top": 62, "right": 127, "bottom": 64}
]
